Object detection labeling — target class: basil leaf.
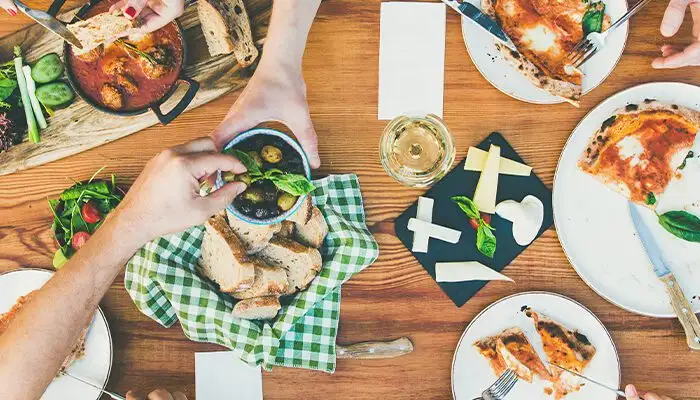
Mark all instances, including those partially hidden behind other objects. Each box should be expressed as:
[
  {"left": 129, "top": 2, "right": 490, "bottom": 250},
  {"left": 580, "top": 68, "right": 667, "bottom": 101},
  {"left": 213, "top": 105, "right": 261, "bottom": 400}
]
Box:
[
  {"left": 582, "top": 2, "right": 606, "bottom": 34},
  {"left": 646, "top": 193, "right": 656, "bottom": 205},
  {"left": 452, "top": 195, "right": 480, "bottom": 219},
  {"left": 476, "top": 220, "right": 497, "bottom": 258},
  {"left": 658, "top": 211, "right": 700, "bottom": 242},
  {"left": 225, "top": 148, "right": 262, "bottom": 177},
  {"left": 0, "top": 78, "right": 16, "bottom": 101},
  {"left": 679, "top": 151, "right": 694, "bottom": 170},
  {"left": 269, "top": 173, "right": 315, "bottom": 196}
]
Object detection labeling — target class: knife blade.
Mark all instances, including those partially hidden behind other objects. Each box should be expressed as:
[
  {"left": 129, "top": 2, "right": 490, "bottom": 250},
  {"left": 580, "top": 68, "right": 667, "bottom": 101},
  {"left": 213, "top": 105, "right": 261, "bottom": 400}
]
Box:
[
  {"left": 629, "top": 203, "right": 700, "bottom": 350},
  {"left": 14, "top": 0, "right": 83, "bottom": 49},
  {"left": 441, "top": 0, "right": 517, "bottom": 52},
  {"left": 551, "top": 364, "right": 626, "bottom": 397},
  {"left": 61, "top": 371, "right": 125, "bottom": 400}
]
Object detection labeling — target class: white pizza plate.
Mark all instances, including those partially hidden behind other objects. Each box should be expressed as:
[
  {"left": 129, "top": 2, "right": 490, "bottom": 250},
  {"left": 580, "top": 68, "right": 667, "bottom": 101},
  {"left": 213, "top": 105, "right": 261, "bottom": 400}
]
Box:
[
  {"left": 553, "top": 82, "right": 700, "bottom": 317},
  {"left": 460, "top": 0, "right": 628, "bottom": 104},
  {"left": 452, "top": 292, "right": 620, "bottom": 400},
  {"left": 0, "top": 268, "right": 113, "bottom": 400}
]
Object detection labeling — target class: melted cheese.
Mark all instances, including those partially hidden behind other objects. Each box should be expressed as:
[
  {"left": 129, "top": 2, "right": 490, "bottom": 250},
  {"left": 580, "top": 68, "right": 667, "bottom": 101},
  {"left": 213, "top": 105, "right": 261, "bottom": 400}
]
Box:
[
  {"left": 616, "top": 136, "right": 644, "bottom": 166},
  {"left": 521, "top": 25, "right": 559, "bottom": 53}
]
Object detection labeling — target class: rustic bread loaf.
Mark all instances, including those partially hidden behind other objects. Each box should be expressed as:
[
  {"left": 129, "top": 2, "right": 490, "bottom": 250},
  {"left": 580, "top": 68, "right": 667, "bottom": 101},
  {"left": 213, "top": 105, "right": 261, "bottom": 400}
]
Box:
[
  {"left": 294, "top": 207, "right": 328, "bottom": 248},
  {"left": 232, "top": 258, "right": 289, "bottom": 299},
  {"left": 197, "top": 0, "right": 258, "bottom": 67},
  {"left": 287, "top": 195, "right": 313, "bottom": 225},
  {"left": 232, "top": 296, "right": 281, "bottom": 320},
  {"left": 199, "top": 213, "right": 256, "bottom": 292},
  {"left": 226, "top": 209, "right": 281, "bottom": 254},
  {"left": 257, "top": 237, "right": 322, "bottom": 293},
  {"left": 68, "top": 10, "right": 136, "bottom": 54},
  {"left": 277, "top": 221, "right": 295, "bottom": 239}
]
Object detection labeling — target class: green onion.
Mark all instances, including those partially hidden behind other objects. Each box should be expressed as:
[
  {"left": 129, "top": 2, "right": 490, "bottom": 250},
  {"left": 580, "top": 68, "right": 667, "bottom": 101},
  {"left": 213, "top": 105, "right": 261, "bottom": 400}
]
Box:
[
  {"left": 22, "top": 65, "right": 47, "bottom": 129},
  {"left": 14, "top": 46, "right": 39, "bottom": 143}
]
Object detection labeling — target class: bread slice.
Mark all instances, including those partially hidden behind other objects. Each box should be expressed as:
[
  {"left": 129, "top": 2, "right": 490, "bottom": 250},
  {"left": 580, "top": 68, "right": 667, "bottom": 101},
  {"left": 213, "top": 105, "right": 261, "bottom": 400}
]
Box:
[
  {"left": 232, "top": 258, "right": 289, "bottom": 299},
  {"left": 287, "top": 195, "right": 313, "bottom": 225},
  {"left": 294, "top": 207, "right": 328, "bottom": 248},
  {"left": 277, "top": 220, "right": 295, "bottom": 239},
  {"left": 199, "top": 213, "right": 256, "bottom": 292},
  {"left": 257, "top": 237, "right": 322, "bottom": 293},
  {"left": 68, "top": 10, "right": 136, "bottom": 54},
  {"left": 197, "top": 0, "right": 259, "bottom": 67},
  {"left": 232, "top": 296, "right": 281, "bottom": 320},
  {"left": 226, "top": 209, "right": 281, "bottom": 254}
]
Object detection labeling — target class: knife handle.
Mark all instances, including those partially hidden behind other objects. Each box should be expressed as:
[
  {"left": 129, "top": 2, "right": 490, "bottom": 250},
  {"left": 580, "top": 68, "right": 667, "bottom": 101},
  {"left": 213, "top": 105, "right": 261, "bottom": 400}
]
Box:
[
  {"left": 660, "top": 274, "right": 700, "bottom": 350},
  {"left": 336, "top": 337, "right": 414, "bottom": 359}
]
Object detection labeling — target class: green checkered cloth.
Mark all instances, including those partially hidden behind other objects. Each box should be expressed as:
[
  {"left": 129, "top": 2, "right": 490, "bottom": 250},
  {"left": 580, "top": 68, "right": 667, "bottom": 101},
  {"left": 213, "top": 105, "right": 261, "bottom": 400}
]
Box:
[{"left": 124, "top": 174, "right": 378, "bottom": 373}]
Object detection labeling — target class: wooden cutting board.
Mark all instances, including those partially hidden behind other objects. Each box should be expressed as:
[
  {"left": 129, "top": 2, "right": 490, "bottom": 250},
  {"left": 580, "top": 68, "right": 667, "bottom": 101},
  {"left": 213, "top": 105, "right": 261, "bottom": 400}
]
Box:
[{"left": 0, "top": 0, "right": 272, "bottom": 176}]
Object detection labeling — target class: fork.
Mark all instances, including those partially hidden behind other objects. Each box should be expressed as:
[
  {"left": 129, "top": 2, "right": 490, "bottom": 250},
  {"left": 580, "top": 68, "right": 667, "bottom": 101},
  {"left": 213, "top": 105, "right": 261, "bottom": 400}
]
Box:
[
  {"left": 565, "top": 0, "right": 653, "bottom": 68},
  {"left": 472, "top": 369, "right": 519, "bottom": 400}
]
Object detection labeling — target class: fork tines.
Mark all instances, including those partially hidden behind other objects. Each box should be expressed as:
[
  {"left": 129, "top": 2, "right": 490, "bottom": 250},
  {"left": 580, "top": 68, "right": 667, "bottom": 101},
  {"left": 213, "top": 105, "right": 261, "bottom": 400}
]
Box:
[
  {"left": 486, "top": 369, "right": 519, "bottom": 399},
  {"left": 565, "top": 38, "right": 597, "bottom": 69}
]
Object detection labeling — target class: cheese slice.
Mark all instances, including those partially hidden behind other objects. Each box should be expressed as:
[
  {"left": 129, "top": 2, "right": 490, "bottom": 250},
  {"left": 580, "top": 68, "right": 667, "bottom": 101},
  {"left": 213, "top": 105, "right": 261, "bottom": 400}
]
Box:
[
  {"left": 435, "top": 261, "right": 513, "bottom": 282},
  {"left": 412, "top": 196, "right": 434, "bottom": 253},
  {"left": 464, "top": 147, "right": 532, "bottom": 176},
  {"left": 473, "top": 145, "right": 501, "bottom": 213},
  {"left": 407, "top": 218, "right": 461, "bottom": 244}
]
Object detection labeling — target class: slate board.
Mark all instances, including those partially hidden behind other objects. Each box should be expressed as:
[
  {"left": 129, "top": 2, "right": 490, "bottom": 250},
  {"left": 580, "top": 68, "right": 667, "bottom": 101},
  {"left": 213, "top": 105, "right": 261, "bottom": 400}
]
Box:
[{"left": 394, "top": 132, "right": 554, "bottom": 307}]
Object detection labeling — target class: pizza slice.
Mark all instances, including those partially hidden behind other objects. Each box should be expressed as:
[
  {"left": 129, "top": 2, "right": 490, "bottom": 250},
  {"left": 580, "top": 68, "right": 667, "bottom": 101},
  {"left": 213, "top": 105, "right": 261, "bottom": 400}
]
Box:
[
  {"left": 578, "top": 100, "right": 700, "bottom": 208},
  {"left": 524, "top": 308, "right": 596, "bottom": 398},
  {"left": 481, "top": 0, "right": 610, "bottom": 105},
  {"left": 474, "top": 327, "right": 551, "bottom": 383}
]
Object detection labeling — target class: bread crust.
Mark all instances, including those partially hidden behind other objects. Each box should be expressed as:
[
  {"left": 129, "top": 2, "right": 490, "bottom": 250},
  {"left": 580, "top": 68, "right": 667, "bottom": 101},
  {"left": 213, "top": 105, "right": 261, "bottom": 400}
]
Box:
[
  {"left": 198, "top": 0, "right": 259, "bottom": 67},
  {"left": 202, "top": 213, "right": 256, "bottom": 292},
  {"left": 232, "top": 296, "right": 281, "bottom": 320}
]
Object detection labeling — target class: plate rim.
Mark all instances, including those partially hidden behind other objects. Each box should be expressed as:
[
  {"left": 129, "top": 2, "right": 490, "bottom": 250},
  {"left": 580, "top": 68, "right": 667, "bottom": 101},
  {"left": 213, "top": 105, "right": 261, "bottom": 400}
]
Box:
[
  {"left": 552, "top": 81, "right": 700, "bottom": 318},
  {"left": 459, "top": 0, "right": 630, "bottom": 105},
  {"left": 450, "top": 291, "right": 621, "bottom": 400},
  {"left": 0, "top": 267, "right": 114, "bottom": 400}
]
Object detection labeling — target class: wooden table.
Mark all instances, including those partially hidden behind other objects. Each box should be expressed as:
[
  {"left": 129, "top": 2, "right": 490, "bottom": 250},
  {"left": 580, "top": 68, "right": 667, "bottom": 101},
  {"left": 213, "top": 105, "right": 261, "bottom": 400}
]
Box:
[{"left": 1, "top": 0, "right": 699, "bottom": 398}]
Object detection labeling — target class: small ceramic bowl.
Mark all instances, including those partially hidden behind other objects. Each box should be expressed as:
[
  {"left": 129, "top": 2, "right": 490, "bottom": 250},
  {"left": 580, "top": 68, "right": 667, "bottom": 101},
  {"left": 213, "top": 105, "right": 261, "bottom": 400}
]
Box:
[{"left": 216, "top": 128, "right": 312, "bottom": 226}]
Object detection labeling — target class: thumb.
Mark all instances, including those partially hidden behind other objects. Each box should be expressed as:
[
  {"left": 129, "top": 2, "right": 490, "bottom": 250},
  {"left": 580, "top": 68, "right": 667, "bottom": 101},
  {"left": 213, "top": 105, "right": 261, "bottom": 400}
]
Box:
[
  {"left": 625, "top": 384, "right": 642, "bottom": 400},
  {"left": 288, "top": 114, "right": 321, "bottom": 169},
  {"left": 210, "top": 113, "right": 261, "bottom": 150},
  {"left": 199, "top": 181, "right": 247, "bottom": 213},
  {"left": 121, "top": 0, "right": 147, "bottom": 20},
  {"left": 126, "top": 390, "right": 146, "bottom": 400}
]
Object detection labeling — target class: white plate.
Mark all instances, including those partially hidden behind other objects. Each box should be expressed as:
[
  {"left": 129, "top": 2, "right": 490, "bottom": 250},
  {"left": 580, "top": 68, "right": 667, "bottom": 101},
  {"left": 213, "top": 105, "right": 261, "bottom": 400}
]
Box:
[
  {"left": 452, "top": 292, "right": 620, "bottom": 400},
  {"left": 461, "top": 0, "right": 628, "bottom": 104},
  {"left": 553, "top": 82, "right": 700, "bottom": 317},
  {"left": 0, "top": 269, "right": 113, "bottom": 400}
]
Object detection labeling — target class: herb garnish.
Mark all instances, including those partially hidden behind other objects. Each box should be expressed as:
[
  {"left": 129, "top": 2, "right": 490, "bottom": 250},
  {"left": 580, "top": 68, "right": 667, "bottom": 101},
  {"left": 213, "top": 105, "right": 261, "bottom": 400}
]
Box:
[
  {"left": 679, "top": 151, "right": 694, "bottom": 170},
  {"left": 226, "top": 148, "right": 315, "bottom": 197},
  {"left": 117, "top": 40, "right": 157, "bottom": 65},
  {"left": 646, "top": 192, "right": 656, "bottom": 205},
  {"left": 452, "top": 195, "right": 497, "bottom": 258},
  {"left": 658, "top": 211, "right": 700, "bottom": 243},
  {"left": 582, "top": 2, "right": 606, "bottom": 35}
]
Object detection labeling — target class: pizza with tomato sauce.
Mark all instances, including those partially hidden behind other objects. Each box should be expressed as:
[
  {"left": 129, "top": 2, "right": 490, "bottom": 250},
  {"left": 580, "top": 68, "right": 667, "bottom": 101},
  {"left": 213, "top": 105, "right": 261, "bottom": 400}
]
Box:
[
  {"left": 578, "top": 100, "right": 700, "bottom": 208},
  {"left": 474, "top": 327, "right": 551, "bottom": 383},
  {"left": 482, "top": 0, "right": 610, "bottom": 105}
]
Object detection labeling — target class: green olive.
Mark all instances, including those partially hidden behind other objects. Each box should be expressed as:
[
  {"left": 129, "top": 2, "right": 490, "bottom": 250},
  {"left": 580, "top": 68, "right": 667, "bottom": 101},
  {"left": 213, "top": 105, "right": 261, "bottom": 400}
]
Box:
[
  {"left": 242, "top": 188, "right": 264, "bottom": 203},
  {"left": 221, "top": 171, "right": 236, "bottom": 183},
  {"left": 247, "top": 151, "right": 263, "bottom": 167},
  {"left": 277, "top": 192, "right": 298, "bottom": 211},
  {"left": 235, "top": 173, "right": 252, "bottom": 185},
  {"left": 261, "top": 145, "right": 283, "bottom": 163}
]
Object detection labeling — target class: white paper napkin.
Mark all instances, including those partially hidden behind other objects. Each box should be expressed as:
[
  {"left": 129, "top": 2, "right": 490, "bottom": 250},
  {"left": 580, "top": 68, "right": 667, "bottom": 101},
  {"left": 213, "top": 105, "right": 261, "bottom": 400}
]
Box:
[
  {"left": 378, "top": 2, "right": 446, "bottom": 120},
  {"left": 195, "top": 351, "right": 263, "bottom": 400}
]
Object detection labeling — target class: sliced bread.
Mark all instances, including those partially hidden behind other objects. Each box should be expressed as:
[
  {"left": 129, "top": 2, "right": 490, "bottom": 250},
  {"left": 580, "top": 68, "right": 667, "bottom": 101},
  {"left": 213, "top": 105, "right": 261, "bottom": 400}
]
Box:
[
  {"left": 287, "top": 195, "right": 313, "bottom": 225},
  {"left": 68, "top": 10, "right": 136, "bottom": 54},
  {"left": 277, "top": 221, "right": 295, "bottom": 239},
  {"left": 294, "top": 207, "right": 328, "bottom": 248},
  {"left": 226, "top": 209, "right": 281, "bottom": 254},
  {"left": 199, "top": 213, "right": 256, "bottom": 292},
  {"left": 257, "top": 237, "right": 322, "bottom": 293},
  {"left": 232, "top": 258, "right": 289, "bottom": 299},
  {"left": 232, "top": 296, "right": 281, "bottom": 320},
  {"left": 197, "top": 0, "right": 258, "bottom": 67}
]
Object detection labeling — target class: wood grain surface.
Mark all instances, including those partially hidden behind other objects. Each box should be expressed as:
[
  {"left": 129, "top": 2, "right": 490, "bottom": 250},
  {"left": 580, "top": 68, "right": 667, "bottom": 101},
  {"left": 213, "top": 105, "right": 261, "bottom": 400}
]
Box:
[{"left": 1, "top": 0, "right": 700, "bottom": 399}]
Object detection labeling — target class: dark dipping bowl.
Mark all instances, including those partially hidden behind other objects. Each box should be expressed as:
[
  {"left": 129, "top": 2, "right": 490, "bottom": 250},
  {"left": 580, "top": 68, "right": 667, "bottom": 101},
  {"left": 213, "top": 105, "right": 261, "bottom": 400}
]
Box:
[{"left": 216, "top": 128, "right": 312, "bottom": 226}]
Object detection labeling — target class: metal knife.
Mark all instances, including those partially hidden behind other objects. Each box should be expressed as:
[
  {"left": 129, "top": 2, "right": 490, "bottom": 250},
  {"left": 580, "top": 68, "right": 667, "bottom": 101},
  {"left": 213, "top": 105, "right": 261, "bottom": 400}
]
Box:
[
  {"left": 14, "top": 0, "right": 83, "bottom": 49},
  {"left": 61, "top": 371, "right": 125, "bottom": 400},
  {"left": 551, "top": 364, "right": 626, "bottom": 397},
  {"left": 441, "top": 0, "right": 517, "bottom": 52},
  {"left": 629, "top": 203, "right": 700, "bottom": 350}
]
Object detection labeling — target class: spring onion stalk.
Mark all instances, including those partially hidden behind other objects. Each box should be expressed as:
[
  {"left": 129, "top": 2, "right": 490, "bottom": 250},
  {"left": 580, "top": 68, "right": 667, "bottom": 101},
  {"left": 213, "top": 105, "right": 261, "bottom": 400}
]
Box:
[
  {"left": 22, "top": 65, "right": 47, "bottom": 130},
  {"left": 13, "top": 46, "right": 39, "bottom": 143}
]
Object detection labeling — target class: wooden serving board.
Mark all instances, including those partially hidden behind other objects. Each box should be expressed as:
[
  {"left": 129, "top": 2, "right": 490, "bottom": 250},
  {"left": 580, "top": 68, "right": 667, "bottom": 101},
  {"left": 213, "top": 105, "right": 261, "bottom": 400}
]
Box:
[{"left": 0, "top": 0, "right": 272, "bottom": 176}]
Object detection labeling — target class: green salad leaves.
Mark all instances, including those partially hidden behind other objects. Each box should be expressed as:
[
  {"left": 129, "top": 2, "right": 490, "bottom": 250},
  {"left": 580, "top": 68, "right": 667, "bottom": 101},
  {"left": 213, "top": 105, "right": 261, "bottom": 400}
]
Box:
[
  {"left": 226, "top": 148, "right": 315, "bottom": 197},
  {"left": 452, "top": 195, "right": 497, "bottom": 258}
]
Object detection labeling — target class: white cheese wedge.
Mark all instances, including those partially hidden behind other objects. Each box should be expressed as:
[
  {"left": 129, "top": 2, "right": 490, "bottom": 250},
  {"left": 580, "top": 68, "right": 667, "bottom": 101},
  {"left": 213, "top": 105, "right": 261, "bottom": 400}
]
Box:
[
  {"left": 407, "top": 218, "right": 461, "bottom": 244},
  {"left": 412, "top": 196, "right": 434, "bottom": 253},
  {"left": 435, "top": 261, "right": 513, "bottom": 282},
  {"left": 495, "top": 195, "right": 544, "bottom": 246},
  {"left": 472, "top": 145, "right": 501, "bottom": 213},
  {"left": 464, "top": 146, "right": 532, "bottom": 176}
]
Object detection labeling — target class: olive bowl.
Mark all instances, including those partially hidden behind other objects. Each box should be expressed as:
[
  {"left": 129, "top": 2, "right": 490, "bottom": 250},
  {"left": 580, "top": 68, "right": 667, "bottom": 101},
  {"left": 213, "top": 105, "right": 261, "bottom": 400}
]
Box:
[{"left": 215, "top": 128, "right": 313, "bottom": 226}]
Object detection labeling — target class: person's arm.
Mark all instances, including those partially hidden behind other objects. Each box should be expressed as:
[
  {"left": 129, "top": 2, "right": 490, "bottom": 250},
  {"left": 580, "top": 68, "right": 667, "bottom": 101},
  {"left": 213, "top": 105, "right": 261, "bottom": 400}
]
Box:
[
  {"left": 211, "top": 0, "right": 323, "bottom": 168},
  {"left": 652, "top": 0, "right": 700, "bottom": 68},
  {"left": 0, "top": 137, "right": 246, "bottom": 400}
]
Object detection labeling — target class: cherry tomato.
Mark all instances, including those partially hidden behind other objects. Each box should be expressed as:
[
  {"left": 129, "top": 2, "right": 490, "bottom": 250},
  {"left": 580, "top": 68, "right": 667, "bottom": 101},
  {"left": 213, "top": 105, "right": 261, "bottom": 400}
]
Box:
[
  {"left": 81, "top": 201, "right": 102, "bottom": 224},
  {"left": 71, "top": 231, "right": 90, "bottom": 251},
  {"left": 469, "top": 218, "right": 479, "bottom": 230},
  {"left": 481, "top": 213, "right": 492, "bottom": 225}
]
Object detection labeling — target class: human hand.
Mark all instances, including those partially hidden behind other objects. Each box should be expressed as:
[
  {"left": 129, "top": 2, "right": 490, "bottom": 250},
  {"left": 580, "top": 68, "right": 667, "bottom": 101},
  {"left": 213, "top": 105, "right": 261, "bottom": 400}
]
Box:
[
  {"left": 113, "top": 137, "right": 246, "bottom": 246},
  {"left": 625, "top": 384, "right": 674, "bottom": 400},
  {"left": 110, "top": 0, "right": 184, "bottom": 33},
  {"left": 210, "top": 62, "right": 321, "bottom": 169},
  {"left": 0, "top": 0, "right": 17, "bottom": 16},
  {"left": 126, "top": 388, "right": 188, "bottom": 400},
  {"left": 652, "top": 0, "right": 700, "bottom": 68}
]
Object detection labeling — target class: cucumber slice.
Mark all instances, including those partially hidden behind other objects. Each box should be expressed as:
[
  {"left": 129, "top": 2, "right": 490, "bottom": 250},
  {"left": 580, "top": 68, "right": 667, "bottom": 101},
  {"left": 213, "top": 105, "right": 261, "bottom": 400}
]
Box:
[
  {"left": 36, "top": 82, "right": 74, "bottom": 107},
  {"left": 31, "top": 53, "right": 65, "bottom": 84}
]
